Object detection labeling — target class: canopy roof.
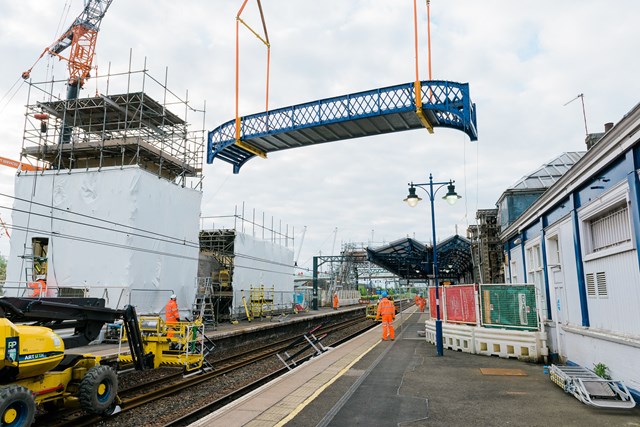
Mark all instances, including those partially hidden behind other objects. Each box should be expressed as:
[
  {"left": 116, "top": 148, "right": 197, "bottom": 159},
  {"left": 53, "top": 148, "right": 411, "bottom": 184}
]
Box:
[{"left": 366, "top": 235, "right": 472, "bottom": 280}]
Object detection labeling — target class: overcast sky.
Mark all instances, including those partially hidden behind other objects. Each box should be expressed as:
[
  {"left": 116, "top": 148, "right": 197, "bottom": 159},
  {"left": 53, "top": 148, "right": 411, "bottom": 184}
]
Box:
[{"left": 1, "top": 1, "right": 639, "bottom": 271}]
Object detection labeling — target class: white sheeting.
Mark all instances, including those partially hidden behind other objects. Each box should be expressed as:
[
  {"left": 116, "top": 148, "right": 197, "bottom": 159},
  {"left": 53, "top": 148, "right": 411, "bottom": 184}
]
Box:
[
  {"left": 6, "top": 166, "right": 201, "bottom": 315},
  {"left": 232, "top": 232, "right": 294, "bottom": 304}
]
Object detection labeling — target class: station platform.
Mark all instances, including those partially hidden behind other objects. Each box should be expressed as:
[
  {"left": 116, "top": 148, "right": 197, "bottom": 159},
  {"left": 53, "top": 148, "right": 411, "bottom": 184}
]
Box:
[{"left": 190, "top": 306, "right": 640, "bottom": 427}]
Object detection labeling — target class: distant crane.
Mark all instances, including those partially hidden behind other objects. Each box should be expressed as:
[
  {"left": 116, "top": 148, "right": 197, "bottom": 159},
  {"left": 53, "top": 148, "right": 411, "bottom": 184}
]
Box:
[
  {"left": 0, "top": 156, "right": 42, "bottom": 172},
  {"left": 0, "top": 156, "right": 43, "bottom": 238},
  {"left": 22, "top": 0, "right": 114, "bottom": 143}
]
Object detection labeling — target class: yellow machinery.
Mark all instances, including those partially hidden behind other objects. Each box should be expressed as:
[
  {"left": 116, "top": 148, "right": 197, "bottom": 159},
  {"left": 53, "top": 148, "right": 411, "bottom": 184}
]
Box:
[
  {"left": 366, "top": 303, "right": 379, "bottom": 320},
  {"left": 249, "top": 285, "right": 274, "bottom": 319},
  {"left": 365, "top": 296, "right": 398, "bottom": 321},
  {"left": 118, "top": 316, "right": 208, "bottom": 373},
  {"left": 0, "top": 297, "right": 208, "bottom": 426}
]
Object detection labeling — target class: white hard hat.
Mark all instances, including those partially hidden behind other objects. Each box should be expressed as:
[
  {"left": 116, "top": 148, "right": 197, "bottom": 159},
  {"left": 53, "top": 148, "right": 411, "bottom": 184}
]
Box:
[
  {"left": 170, "top": 294, "right": 177, "bottom": 299},
  {"left": 36, "top": 275, "right": 46, "bottom": 280}
]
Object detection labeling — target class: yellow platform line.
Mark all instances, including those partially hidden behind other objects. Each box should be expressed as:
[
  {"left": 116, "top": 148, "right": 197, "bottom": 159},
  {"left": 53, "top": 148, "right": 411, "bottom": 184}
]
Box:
[{"left": 272, "top": 340, "right": 380, "bottom": 427}]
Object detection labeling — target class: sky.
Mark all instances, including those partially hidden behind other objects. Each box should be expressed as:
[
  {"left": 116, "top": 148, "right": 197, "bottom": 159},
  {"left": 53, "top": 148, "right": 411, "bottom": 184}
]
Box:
[{"left": 0, "top": 0, "right": 639, "bottom": 272}]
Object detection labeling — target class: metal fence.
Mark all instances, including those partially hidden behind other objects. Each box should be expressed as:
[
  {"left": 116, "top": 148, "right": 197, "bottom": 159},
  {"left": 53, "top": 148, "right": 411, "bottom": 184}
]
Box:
[{"left": 429, "top": 283, "right": 541, "bottom": 331}]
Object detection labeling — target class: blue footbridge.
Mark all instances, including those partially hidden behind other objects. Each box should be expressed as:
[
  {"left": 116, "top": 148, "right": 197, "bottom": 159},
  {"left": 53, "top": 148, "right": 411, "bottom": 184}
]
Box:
[{"left": 207, "top": 80, "right": 477, "bottom": 173}]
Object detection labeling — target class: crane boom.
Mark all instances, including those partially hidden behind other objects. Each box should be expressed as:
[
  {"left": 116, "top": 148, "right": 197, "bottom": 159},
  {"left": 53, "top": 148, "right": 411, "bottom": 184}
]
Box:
[{"left": 22, "top": 0, "right": 114, "bottom": 87}]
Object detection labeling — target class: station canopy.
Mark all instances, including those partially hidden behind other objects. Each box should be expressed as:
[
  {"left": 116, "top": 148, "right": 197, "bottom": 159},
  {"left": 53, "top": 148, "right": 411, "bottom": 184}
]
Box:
[{"left": 366, "top": 235, "right": 472, "bottom": 280}]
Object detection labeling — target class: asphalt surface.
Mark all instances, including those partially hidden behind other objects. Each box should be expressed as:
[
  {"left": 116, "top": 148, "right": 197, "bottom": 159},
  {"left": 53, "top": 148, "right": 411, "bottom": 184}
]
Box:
[{"left": 286, "top": 311, "right": 640, "bottom": 427}]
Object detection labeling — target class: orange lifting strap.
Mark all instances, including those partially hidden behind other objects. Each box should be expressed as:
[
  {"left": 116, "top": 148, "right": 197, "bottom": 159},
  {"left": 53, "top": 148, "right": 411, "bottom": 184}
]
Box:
[
  {"left": 235, "top": 0, "right": 270, "bottom": 158},
  {"left": 413, "top": 0, "right": 434, "bottom": 134}
]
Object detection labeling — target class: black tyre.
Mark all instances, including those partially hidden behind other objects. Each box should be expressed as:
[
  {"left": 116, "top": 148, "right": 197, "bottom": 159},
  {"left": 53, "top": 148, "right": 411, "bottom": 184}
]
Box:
[
  {"left": 78, "top": 365, "right": 118, "bottom": 415},
  {"left": 0, "top": 385, "right": 36, "bottom": 427}
]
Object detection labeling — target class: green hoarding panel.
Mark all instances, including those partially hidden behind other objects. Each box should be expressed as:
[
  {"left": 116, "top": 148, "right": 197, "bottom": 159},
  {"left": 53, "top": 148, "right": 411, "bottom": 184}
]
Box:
[{"left": 480, "top": 285, "right": 538, "bottom": 330}]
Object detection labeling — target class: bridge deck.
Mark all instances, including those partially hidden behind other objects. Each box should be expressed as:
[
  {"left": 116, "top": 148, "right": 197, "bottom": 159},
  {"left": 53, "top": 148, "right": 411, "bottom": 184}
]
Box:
[{"left": 208, "top": 80, "right": 477, "bottom": 173}]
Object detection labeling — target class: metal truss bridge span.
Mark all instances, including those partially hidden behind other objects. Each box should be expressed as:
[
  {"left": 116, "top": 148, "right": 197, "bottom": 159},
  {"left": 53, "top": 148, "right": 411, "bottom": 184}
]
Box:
[{"left": 208, "top": 80, "right": 477, "bottom": 173}]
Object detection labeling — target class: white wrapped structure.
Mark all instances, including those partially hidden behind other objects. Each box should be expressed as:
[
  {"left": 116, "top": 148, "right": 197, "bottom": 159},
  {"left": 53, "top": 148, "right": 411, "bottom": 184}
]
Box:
[{"left": 6, "top": 166, "right": 202, "bottom": 316}]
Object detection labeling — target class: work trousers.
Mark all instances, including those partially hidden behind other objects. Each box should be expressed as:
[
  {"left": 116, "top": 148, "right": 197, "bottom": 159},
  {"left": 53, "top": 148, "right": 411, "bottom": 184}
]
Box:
[{"left": 381, "top": 314, "right": 395, "bottom": 340}]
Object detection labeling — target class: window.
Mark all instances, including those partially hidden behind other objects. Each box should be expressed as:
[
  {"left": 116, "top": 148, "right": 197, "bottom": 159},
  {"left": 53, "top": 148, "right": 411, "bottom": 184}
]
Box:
[
  {"left": 579, "top": 181, "right": 633, "bottom": 260},
  {"left": 589, "top": 205, "right": 631, "bottom": 253},
  {"left": 546, "top": 235, "right": 561, "bottom": 266},
  {"left": 526, "top": 242, "right": 547, "bottom": 319},
  {"left": 526, "top": 243, "right": 544, "bottom": 286}
]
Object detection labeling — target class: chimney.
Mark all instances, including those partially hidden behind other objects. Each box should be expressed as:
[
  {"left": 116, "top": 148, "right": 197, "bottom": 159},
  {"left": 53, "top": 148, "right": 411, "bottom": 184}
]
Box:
[{"left": 585, "top": 122, "right": 611, "bottom": 150}]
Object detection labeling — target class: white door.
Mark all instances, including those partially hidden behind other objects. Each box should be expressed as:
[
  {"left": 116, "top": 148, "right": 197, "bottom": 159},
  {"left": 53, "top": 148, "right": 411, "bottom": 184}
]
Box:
[{"left": 551, "top": 266, "right": 566, "bottom": 359}]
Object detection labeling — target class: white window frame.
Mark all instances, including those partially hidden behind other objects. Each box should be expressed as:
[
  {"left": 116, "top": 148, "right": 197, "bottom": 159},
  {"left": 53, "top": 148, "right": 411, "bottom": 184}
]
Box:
[
  {"left": 525, "top": 238, "right": 546, "bottom": 318},
  {"left": 545, "top": 233, "right": 561, "bottom": 267},
  {"left": 510, "top": 259, "right": 518, "bottom": 283},
  {"left": 578, "top": 181, "right": 634, "bottom": 262}
]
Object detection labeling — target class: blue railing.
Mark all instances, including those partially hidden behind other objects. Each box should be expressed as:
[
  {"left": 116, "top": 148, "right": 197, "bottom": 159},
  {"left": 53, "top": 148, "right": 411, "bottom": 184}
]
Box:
[{"left": 208, "top": 80, "right": 477, "bottom": 172}]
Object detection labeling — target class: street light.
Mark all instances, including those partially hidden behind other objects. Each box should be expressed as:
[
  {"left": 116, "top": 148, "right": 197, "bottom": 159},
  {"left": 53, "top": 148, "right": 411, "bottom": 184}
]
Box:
[{"left": 404, "top": 173, "right": 461, "bottom": 356}]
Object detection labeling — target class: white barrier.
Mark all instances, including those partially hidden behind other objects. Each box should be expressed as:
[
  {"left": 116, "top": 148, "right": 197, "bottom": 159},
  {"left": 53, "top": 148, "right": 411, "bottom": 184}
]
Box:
[
  {"left": 425, "top": 321, "right": 475, "bottom": 354},
  {"left": 425, "top": 319, "right": 547, "bottom": 362}
]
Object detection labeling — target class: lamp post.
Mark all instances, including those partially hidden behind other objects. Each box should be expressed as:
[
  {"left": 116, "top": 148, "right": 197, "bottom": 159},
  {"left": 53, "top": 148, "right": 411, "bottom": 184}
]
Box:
[{"left": 404, "top": 174, "right": 461, "bottom": 356}]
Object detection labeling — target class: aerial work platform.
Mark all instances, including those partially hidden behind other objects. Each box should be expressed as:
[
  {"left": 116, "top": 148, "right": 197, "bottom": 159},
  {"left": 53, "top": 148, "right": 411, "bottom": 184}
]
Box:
[{"left": 208, "top": 80, "right": 477, "bottom": 173}]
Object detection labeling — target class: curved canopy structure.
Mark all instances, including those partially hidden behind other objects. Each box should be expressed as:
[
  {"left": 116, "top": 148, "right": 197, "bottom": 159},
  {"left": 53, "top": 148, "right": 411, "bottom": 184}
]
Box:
[
  {"left": 366, "top": 235, "right": 472, "bottom": 281},
  {"left": 208, "top": 80, "right": 477, "bottom": 173}
]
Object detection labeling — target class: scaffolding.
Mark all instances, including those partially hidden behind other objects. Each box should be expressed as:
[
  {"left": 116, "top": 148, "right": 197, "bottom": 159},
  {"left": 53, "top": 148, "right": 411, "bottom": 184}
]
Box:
[
  {"left": 20, "top": 64, "right": 205, "bottom": 188},
  {"left": 467, "top": 209, "right": 504, "bottom": 284}
]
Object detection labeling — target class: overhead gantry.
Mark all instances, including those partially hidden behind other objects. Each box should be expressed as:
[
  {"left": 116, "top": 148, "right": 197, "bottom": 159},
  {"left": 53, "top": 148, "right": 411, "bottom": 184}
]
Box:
[{"left": 208, "top": 80, "right": 478, "bottom": 173}]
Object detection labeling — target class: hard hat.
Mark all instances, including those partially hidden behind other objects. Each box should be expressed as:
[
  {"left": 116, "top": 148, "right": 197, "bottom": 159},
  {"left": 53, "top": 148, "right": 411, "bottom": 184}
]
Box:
[
  {"left": 381, "top": 291, "right": 388, "bottom": 297},
  {"left": 36, "top": 275, "right": 46, "bottom": 280},
  {"left": 170, "top": 294, "right": 177, "bottom": 299}
]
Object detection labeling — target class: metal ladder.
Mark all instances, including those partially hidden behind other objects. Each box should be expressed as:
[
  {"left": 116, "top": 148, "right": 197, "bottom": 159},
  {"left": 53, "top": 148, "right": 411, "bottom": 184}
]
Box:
[
  {"left": 20, "top": 246, "right": 47, "bottom": 297},
  {"left": 192, "top": 279, "right": 216, "bottom": 326},
  {"left": 549, "top": 364, "right": 636, "bottom": 409}
]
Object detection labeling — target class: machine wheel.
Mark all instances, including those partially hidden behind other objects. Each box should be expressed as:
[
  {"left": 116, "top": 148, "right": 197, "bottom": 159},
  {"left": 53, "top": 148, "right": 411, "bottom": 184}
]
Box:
[
  {"left": 78, "top": 365, "right": 118, "bottom": 415},
  {"left": 0, "top": 385, "right": 36, "bottom": 427}
]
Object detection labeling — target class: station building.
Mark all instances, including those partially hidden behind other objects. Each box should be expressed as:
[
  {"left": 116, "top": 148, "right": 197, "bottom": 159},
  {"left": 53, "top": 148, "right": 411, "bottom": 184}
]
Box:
[{"left": 500, "top": 102, "right": 640, "bottom": 397}]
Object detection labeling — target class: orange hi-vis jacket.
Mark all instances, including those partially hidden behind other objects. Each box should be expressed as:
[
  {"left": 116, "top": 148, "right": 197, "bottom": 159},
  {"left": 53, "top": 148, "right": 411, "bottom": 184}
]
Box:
[
  {"left": 28, "top": 279, "right": 47, "bottom": 297},
  {"left": 165, "top": 299, "right": 180, "bottom": 323},
  {"left": 376, "top": 297, "right": 395, "bottom": 318}
]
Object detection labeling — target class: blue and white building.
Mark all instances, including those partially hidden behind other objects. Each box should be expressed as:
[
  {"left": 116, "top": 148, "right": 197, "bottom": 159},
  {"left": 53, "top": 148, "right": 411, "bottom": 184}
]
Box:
[{"left": 500, "top": 103, "right": 640, "bottom": 399}]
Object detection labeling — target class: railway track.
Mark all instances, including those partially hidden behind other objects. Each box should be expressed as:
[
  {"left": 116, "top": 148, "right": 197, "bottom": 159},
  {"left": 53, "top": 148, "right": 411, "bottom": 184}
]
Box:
[{"left": 40, "top": 316, "right": 374, "bottom": 427}]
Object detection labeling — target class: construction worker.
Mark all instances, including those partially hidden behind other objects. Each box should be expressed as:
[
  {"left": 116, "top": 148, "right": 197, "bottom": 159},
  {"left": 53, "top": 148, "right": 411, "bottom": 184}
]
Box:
[
  {"left": 418, "top": 294, "right": 426, "bottom": 313},
  {"left": 375, "top": 291, "right": 395, "bottom": 341},
  {"left": 333, "top": 292, "right": 339, "bottom": 310},
  {"left": 165, "top": 294, "right": 180, "bottom": 338},
  {"left": 28, "top": 275, "right": 47, "bottom": 297}
]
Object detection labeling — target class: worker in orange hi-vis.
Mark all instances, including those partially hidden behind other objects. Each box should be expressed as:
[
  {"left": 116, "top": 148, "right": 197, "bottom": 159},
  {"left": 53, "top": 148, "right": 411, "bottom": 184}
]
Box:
[
  {"left": 333, "top": 292, "right": 339, "bottom": 310},
  {"left": 418, "top": 294, "right": 426, "bottom": 313},
  {"left": 165, "top": 294, "right": 181, "bottom": 338},
  {"left": 28, "top": 275, "right": 47, "bottom": 297},
  {"left": 375, "top": 291, "right": 396, "bottom": 341}
]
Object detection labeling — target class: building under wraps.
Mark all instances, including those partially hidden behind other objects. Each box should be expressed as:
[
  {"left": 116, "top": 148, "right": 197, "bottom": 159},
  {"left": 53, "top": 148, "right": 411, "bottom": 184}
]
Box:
[
  {"left": 6, "top": 68, "right": 204, "bottom": 315},
  {"left": 6, "top": 67, "right": 295, "bottom": 319}
]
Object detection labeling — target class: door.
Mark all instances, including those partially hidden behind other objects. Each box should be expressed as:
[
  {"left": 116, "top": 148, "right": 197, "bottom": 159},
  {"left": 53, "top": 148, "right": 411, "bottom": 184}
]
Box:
[{"left": 551, "top": 266, "right": 566, "bottom": 359}]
